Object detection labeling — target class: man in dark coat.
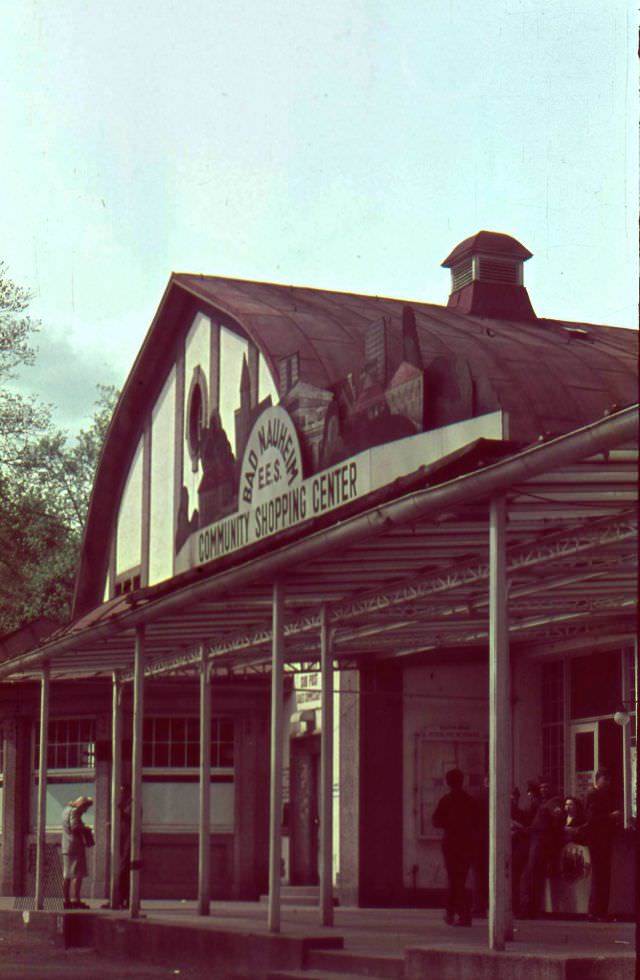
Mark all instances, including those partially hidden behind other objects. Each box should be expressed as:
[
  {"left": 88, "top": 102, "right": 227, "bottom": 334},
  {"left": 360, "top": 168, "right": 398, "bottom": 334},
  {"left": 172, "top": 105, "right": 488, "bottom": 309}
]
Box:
[
  {"left": 432, "top": 768, "right": 477, "bottom": 926},
  {"left": 520, "top": 785, "right": 563, "bottom": 918},
  {"left": 471, "top": 775, "right": 489, "bottom": 917},
  {"left": 584, "top": 768, "right": 620, "bottom": 921}
]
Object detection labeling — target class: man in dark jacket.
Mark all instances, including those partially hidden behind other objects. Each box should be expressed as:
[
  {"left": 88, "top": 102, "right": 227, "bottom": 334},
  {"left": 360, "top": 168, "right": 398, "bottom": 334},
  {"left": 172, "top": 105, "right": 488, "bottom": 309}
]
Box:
[
  {"left": 432, "top": 768, "right": 477, "bottom": 926},
  {"left": 520, "top": 786, "right": 563, "bottom": 918},
  {"left": 585, "top": 768, "right": 620, "bottom": 921}
]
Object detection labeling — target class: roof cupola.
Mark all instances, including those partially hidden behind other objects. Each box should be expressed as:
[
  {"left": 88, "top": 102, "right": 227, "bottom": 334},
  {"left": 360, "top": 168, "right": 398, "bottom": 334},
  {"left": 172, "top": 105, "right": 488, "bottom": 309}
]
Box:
[{"left": 441, "top": 230, "right": 537, "bottom": 321}]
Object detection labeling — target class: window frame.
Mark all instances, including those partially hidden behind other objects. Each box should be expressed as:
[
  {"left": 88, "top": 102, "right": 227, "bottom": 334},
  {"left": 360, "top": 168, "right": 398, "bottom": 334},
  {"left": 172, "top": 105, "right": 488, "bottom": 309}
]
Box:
[
  {"left": 34, "top": 717, "right": 97, "bottom": 775},
  {"left": 142, "top": 715, "right": 234, "bottom": 774}
]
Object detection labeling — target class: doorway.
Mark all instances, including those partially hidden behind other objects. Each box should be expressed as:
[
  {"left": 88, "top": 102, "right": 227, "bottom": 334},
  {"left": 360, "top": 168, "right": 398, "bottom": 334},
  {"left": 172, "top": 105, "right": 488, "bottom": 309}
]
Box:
[
  {"left": 570, "top": 722, "right": 598, "bottom": 800},
  {"left": 289, "top": 735, "right": 320, "bottom": 885}
]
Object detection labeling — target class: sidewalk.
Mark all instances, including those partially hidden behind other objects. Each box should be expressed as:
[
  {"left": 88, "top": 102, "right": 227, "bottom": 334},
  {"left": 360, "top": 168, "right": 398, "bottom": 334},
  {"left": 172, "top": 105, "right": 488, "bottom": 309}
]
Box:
[{"left": 1, "top": 899, "right": 635, "bottom": 979}]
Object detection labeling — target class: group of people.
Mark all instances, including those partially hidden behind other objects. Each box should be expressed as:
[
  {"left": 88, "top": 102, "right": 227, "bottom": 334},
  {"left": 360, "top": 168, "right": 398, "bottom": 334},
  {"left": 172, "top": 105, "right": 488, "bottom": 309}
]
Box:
[
  {"left": 60, "top": 786, "right": 131, "bottom": 910},
  {"left": 433, "top": 767, "right": 621, "bottom": 927}
]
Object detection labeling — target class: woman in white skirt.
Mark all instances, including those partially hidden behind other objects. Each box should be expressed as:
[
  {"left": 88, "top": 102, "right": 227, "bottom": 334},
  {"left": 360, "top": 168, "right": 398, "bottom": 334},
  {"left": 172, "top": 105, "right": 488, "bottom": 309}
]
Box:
[{"left": 61, "top": 796, "right": 94, "bottom": 909}]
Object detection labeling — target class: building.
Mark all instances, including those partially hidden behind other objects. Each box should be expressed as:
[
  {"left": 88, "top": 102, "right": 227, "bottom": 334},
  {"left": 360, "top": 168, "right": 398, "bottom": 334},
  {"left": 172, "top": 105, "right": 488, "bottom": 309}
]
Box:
[{"left": 0, "top": 232, "right": 637, "bottom": 946}]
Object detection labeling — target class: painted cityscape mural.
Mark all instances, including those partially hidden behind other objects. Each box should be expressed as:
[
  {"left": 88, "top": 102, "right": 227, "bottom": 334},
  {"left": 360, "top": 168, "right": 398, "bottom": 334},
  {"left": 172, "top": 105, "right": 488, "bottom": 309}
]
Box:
[{"left": 175, "top": 305, "right": 480, "bottom": 560}]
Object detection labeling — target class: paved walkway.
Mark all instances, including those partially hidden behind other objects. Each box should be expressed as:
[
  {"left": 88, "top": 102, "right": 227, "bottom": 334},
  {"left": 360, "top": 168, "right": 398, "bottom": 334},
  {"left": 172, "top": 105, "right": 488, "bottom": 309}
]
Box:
[
  {"left": 2, "top": 899, "right": 635, "bottom": 975},
  {"left": 97, "top": 901, "right": 636, "bottom": 957}
]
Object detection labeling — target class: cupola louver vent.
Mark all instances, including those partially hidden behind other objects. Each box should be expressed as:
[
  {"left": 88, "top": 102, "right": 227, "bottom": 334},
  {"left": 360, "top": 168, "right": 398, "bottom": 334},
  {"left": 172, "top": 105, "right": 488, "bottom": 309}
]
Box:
[
  {"left": 452, "top": 260, "right": 474, "bottom": 292},
  {"left": 441, "top": 231, "right": 537, "bottom": 321},
  {"left": 478, "top": 256, "right": 520, "bottom": 284}
]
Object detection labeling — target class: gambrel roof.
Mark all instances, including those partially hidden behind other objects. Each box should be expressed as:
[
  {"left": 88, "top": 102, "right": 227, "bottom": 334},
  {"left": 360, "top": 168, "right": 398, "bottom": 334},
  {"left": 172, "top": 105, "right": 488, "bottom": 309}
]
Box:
[{"left": 72, "top": 273, "right": 637, "bottom": 619}]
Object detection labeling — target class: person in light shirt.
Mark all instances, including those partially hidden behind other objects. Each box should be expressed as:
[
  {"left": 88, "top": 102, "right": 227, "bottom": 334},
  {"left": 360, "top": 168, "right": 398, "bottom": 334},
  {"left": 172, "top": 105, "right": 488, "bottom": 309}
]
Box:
[{"left": 61, "top": 796, "right": 94, "bottom": 910}]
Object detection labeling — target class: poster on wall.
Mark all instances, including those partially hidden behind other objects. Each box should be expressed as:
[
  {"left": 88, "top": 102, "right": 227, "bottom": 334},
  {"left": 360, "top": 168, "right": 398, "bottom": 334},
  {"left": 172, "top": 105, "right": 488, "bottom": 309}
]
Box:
[{"left": 415, "top": 724, "right": 487, "bottom": 839}]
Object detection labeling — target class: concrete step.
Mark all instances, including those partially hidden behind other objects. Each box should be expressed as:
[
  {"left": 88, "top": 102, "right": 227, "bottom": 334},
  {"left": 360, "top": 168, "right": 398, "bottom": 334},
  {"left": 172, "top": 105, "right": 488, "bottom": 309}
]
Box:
[
  {"left": 259, "top": 886, "right": 321, "bottom": 906},
  {"left": 267, "top": 973, "right": 395, "bottom": 980},
  {"left": 306, "top": 949, "right": 404, "bottom": 979}
]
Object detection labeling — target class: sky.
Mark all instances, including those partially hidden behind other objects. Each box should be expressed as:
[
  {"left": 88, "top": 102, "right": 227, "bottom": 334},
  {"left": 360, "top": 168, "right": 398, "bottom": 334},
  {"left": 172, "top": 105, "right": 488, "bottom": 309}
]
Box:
[{"left": 1, "top": 0, "right": 637, "bottom": 433}]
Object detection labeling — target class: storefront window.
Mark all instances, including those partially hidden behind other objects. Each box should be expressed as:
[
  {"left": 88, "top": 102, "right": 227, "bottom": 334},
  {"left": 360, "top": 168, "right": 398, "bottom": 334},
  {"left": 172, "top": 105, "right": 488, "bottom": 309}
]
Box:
[
  {"left": 34, "top": 719, "right": 96, "bottom": 770},
  {"left": 570, "top": 650, "right": 621, "bottom": 719},
  {"left": 143, "top": 716, "right": 234, "bottom": 769}
]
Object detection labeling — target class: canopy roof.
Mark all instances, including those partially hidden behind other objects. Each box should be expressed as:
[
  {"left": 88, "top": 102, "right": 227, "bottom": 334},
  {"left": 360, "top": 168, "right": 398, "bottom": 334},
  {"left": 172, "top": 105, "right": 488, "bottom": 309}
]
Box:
[{"left": 1, "top": 406, "right": 636, "bottom": 685}]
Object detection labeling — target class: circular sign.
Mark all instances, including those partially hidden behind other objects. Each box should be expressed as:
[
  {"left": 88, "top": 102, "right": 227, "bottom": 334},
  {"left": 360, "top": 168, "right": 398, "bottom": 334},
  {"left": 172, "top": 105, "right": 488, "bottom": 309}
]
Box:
[{"left": 238, "top": 405, "right": 303, "bottom": 509}]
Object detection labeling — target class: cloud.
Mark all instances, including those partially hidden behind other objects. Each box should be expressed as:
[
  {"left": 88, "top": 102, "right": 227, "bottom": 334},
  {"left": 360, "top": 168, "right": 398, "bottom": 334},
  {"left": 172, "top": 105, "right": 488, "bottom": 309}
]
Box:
[{"left": 8, "top": 328, "right": 125, "bottom": 435}]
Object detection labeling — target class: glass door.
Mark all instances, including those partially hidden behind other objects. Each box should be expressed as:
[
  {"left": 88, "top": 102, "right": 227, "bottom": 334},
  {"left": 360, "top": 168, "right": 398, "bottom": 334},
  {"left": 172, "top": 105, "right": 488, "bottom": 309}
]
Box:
[{"left": 570, "top": 722, "right": 598, "bottom": 801}]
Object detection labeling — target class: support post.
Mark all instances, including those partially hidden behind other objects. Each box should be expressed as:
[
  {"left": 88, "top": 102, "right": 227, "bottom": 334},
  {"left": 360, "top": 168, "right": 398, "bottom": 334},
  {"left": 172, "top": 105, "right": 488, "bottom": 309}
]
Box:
[
  {"left": 621, "top": 649, "right": 633, "bottom": 827},
  {"left": 635, "top": 637, "right": 639, "bottom": 964},
  {"left": 268, "top": 581, "right": 285, "bottom": 933},
  {"left": 35, "top": 663, "right": 50, "bottom": 911},
  {"left": 488, "top": 495, "right": 511, "bottom": 951},
  {"left": 110, "top": 672, "right": 123, "bottom": 909},
  {"left": 130, "top": 626, "right": 145, "bottom": 918},
  {"left": 198, "top": 646, "right": 211, "bottom": 915},
  {"left": 319, "top": 605, "right": 334, "bottom": 926}
]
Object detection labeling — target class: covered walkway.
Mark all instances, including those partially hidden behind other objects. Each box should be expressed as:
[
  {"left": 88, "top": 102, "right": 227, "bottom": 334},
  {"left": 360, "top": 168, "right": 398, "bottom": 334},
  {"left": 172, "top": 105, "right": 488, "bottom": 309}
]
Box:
[
  {"left": 0, "top": 899, "right": 635, "bottom": 979},
  {"left": 1, "top": 405, "right": 637, "bottom": 956}
]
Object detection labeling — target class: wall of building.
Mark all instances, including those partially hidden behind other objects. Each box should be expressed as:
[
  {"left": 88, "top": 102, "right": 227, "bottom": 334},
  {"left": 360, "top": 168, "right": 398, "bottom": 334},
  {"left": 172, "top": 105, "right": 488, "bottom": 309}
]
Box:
[
  {"left": 512, "top": 654, "right": 543, "bottom": 794},
  {"left": 402, "top": 659, "right": 488, "bottom": 894},
  {"left": 0, "top": 677, "right": 270, "bottom": 902},
  {"left": 115, "top": 439, "right": 143, "bottom": 576},
  {"left": 149, "top": 367, "right": 176, "bottom": 586},
  {"left": 358, "top": 662, "right": 404, "bottom": 905}
]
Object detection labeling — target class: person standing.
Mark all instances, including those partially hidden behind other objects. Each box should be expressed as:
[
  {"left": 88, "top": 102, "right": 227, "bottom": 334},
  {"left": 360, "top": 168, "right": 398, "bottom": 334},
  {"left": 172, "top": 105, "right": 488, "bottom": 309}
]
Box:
[
  {"left": 117, "top": 785, "right": 132, "bottom": 909},
  {"left": 432, "top": 768, "right": 477, "bottom": 926},
  {"left": 584, "top": 768, "right": 620, "bottom": 921},
  {"left": 102, "top": 784, "right": 132, "bottom": 909},
  {"left": 471, "top": 775, "right": 489, "bottom": 917},
  {"left": 61, "top": 796, "right": 94, "bottom": 910},
  {"left": 520, "top": 789, "right": 563, "bottom": 918},
  {"left": 510, "top": 786, "right": 529, "bottom": 915},
  {"left": 562, "top": 797, "right": 585, "bottom": 842}
]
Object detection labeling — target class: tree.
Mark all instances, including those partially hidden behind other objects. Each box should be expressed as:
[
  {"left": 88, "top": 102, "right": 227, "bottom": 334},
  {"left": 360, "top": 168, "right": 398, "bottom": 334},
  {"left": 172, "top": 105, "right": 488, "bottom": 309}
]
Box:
[
  {"left": 0, "top": 386, "right": 118, "bottom": 634},
  {"left": 0, "top": 262, "right": 50, "bottom": 469},
  {"left": 0, "top": 263, "right": 118, "bottom": 633}
]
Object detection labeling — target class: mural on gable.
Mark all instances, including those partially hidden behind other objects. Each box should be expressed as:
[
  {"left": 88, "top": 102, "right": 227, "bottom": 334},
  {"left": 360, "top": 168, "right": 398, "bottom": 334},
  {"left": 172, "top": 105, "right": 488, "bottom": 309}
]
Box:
[{"left": 173, "top": 305, "right": 499, "bottom": 572}]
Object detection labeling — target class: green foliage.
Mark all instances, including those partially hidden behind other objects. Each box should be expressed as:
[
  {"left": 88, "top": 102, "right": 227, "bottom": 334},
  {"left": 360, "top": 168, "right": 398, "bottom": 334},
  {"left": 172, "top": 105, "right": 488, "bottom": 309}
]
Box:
[
  {"left": 0, "top": 262, "right": 50, "bottom": 467},
  {"left": 0, "top": 264, "right": 118, "bottom": 634}
]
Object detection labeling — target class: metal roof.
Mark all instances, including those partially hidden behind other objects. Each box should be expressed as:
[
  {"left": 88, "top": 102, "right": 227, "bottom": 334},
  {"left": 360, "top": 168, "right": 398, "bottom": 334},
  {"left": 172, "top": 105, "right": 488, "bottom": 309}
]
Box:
[
  {"left": 1, "top": 406, "right": 636, "bottom": 685},
  {"left": 173, "top": 274, "right": 636, "bottom": 440},
  {"left": 71, "top": 274, "right": 637, "bottom": 618}
]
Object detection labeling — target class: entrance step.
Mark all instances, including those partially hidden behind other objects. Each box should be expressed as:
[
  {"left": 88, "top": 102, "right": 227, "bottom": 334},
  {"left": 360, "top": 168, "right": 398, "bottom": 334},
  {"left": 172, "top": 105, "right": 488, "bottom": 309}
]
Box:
[
  {"left": 259, "top": 886, "right": 321, "bottom": 907},
  {"left": 266, "top": 949, "right": 404, "bottom": 980},
  {"left": 307, "top": 949, "right": 405, "bottom": 978},
  {"left": 268, "top": 973, "right": 387, "bottom": 980}
]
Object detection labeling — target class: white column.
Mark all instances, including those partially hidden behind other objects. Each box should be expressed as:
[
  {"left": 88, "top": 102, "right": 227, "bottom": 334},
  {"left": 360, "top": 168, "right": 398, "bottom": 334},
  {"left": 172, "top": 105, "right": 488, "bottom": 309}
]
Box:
[
  {"left": 488, "top": 495, "right": 511, "bottom": 951},
  {"left": 621, "top": 649, "right": 632, "bottom": 827},
  {"left": 319, "top": 606, "right": 334, "bottom": 926},
  {"left": 109, "top": 672, "right": 123, "bottom": 909},
  {"left": 129, "top": 626, "right": 145, "bottom": 918},
  {"left": 35, "top": 663, "right": 50, "bottom": 911},
  {"left": 268, "top": 581, "right": 285, "bottom": 933},
  {"left": 198, "top": 646, "right": 211, "bottom": 915}
]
